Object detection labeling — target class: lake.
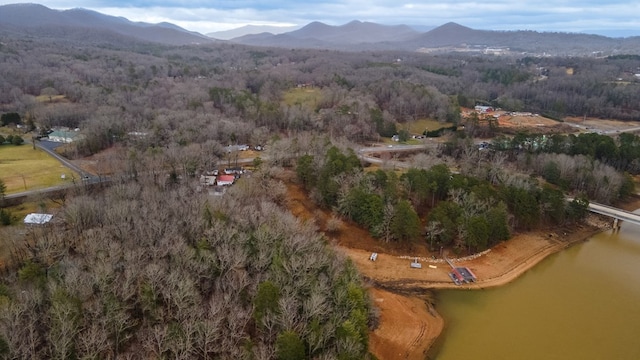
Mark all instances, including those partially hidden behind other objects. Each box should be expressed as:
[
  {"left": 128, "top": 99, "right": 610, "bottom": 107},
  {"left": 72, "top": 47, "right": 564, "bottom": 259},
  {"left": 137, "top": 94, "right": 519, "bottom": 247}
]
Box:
[{"left": 433, "top": 217, "right": 640, "bottom": 359}]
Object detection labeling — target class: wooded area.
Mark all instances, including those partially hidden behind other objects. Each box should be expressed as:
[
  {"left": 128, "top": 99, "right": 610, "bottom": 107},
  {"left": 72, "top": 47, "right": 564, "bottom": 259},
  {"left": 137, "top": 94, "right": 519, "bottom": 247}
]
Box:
[
  {"left": 1, "top": 31, "right": 639, "bottom": 358},
  {"left": 0, "top": 171, "right": 372, "bottom": 359}
]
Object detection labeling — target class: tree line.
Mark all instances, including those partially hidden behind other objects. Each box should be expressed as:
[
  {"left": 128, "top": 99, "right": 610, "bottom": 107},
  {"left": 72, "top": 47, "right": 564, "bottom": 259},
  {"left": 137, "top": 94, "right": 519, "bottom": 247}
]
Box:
[
  {"left": 295, "top": 142, "right": 590, "bottom": 254},
  {"left": 490, "top": 131, "right": 636, "bottom": 203}
]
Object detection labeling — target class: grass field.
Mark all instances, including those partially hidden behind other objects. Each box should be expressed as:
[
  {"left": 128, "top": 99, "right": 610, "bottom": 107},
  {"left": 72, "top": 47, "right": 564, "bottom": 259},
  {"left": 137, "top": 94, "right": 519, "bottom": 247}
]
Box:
[
  {"left": 282, "top": 87, "right": 322, "bottom": 109},
  {"left": 35, "top": 94, "right": 68, "bottom": 103},
  {"left": 0, "top": 143, "right": 79, "bottom": 194}
]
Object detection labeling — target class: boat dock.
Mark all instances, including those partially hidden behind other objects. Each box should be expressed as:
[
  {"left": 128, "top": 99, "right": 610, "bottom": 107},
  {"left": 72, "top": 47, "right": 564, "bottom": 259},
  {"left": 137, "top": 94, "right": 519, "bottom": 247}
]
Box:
[{"left": 445, "top": 256, "right": 477, "bottom": 285}]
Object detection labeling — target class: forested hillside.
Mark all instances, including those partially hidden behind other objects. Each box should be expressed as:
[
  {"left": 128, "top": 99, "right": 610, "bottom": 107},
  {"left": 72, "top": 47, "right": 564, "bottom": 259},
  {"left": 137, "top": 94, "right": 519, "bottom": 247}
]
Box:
[
  {"left": 1, "top": 35, "right": 638, "bottom": 157},
  {"left": 1, "top": 31, "right": 639, "bottom": 358},
  {"left": 0, "top": 171, "right": 372, "bottom": 358}
]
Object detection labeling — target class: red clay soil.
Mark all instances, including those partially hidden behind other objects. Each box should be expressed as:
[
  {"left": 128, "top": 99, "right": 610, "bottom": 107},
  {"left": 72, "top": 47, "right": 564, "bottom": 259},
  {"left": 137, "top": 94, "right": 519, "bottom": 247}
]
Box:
[
  {"left": 282, "top": 177, "right": 440, "bottom": 359},
  {"left": 369, "top": 288, "right": 443, "bottom": 360}
]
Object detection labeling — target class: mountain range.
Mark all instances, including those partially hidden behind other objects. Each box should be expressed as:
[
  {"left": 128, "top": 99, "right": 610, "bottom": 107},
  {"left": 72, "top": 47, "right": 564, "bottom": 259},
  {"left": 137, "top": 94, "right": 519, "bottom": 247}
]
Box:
[
  {"left": 0, "top": 3, "right": 212, "bottom": 45},
  {"left": 229, "top": 21, "right": 640, "bottom": 55},
  {"left": 207, "top": 25, "right": 301, "bottom": 40},
  {"left": 1, "top": 3, "right": 639, "bottom": 55}
]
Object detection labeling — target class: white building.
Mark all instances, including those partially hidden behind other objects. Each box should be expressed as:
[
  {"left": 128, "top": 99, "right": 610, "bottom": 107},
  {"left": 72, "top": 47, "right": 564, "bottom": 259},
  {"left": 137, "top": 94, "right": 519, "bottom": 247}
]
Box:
[{"left": 48, "top": 130, "right": 82, "bottom": 143}]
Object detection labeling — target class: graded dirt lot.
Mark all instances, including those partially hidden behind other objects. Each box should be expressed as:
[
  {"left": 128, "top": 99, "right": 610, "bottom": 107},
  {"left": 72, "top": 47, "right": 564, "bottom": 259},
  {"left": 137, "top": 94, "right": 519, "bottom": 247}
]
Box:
[
  {"left": 564, "top": 116, "right": 640, "bottom": 133},
  {"left": 497, "top": 112, "right": 640, "bottom": 134}
]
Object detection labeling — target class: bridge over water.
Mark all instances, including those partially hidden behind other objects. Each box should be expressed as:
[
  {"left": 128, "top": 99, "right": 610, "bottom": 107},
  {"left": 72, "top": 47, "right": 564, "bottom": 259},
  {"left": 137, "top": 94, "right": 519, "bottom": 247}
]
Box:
[{"left": 587, "top": 201, "right": 640, "bottom": 227}]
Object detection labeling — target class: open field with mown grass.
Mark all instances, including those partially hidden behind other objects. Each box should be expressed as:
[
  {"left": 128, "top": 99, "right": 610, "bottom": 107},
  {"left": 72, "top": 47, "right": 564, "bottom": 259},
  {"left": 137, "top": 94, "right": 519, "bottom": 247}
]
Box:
[
  {"left": 0, "top": 144, "right": 79, "bottom": 194},
  {"left": 282, "top": 87, "right": 322, "bottom": 109}
]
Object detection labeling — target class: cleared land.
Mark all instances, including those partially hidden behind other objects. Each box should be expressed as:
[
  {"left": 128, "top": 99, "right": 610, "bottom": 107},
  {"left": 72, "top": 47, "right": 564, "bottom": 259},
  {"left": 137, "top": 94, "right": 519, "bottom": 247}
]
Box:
[
  {"left": 282, "top": 87, "right": 322, "bottom": 109},
  {"left": 0, "top": 143, "right": 79, "bottom": 194},
  {"left": 564, "top": 116, "right": 640, "bottom": 132}
]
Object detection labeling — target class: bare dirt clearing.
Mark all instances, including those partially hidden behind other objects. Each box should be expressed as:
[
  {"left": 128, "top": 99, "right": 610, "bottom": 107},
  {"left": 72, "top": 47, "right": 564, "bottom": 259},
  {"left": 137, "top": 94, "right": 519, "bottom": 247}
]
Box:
[
  {"left": 369, "top": 288, "right": 443, "bottom": 360},
  {"left": 564, "top": 116, "right": 640, "bottom": 132}
]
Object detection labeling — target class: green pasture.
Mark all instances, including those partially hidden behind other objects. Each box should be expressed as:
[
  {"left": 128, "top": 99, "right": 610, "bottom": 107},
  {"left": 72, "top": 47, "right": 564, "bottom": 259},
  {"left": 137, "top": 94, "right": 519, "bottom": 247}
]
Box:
[
  {"left": 0, "top": 143, "right": 79, "bottom": 194},
  {"left": 282, "top": 87, "right": 322, "bottom": 109}
]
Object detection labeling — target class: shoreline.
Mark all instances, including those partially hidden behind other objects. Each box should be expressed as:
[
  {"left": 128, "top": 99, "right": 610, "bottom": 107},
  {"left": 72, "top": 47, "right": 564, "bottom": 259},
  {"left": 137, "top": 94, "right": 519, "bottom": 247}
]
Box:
[
  {"left": 348, "top": 216, "right": 613, "bottom": 359},
  {"left": 284, "top": 177, "right": 640, "bottom": 359}
]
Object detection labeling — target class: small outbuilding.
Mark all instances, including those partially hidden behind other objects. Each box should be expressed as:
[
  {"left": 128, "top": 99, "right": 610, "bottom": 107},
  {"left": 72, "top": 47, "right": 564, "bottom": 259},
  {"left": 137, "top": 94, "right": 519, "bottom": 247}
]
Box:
[{"left": 24, "top": 213, "right": 53, "bottom": 225}]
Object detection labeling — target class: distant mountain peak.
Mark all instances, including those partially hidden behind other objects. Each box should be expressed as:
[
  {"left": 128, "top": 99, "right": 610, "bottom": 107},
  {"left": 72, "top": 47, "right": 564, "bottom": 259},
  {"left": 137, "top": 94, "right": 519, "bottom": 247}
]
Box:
[
  {"left": 432, "top": 22, "right": 473, "bottom": 32},
  {"left": 0, "top": 3, "right": 212, "bottom": 45}
]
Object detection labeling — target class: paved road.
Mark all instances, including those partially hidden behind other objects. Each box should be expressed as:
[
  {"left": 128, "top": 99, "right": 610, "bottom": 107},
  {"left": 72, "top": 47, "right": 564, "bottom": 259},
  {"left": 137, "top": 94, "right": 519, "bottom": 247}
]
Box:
[
  {"left": 587, "top": 201, "right": 640, "bottom": 226},
  {"left": 34, "top": 140, "right": 94, "bottom": 180},
  {"left": 4, "top": 183, "right": 75, "bottom": 201}
]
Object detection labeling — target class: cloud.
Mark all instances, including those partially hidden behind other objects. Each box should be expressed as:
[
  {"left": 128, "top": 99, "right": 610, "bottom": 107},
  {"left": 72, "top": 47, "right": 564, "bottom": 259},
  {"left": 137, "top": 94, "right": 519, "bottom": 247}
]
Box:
[{"left": 1, "top": 0, "right": 638, "bottom": 36}]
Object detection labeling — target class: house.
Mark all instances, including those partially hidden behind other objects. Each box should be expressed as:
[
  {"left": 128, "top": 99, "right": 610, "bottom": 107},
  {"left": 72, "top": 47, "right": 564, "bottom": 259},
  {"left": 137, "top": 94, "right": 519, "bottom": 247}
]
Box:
[
  {"left": 48, "top": 130, "right": 82, "bottom": 143},
  {"left": 216, "top": 174, "right": 235, "bottom": 186},
  {"left": 474, "top": 105, "right": 494, "bottom": 113}
]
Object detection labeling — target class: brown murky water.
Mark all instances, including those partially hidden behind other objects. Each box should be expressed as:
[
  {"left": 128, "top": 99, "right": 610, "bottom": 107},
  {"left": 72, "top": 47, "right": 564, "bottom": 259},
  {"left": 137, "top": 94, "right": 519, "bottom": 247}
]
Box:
[{"left": 433, "top": 219, "right": 640, "bottom": 360}]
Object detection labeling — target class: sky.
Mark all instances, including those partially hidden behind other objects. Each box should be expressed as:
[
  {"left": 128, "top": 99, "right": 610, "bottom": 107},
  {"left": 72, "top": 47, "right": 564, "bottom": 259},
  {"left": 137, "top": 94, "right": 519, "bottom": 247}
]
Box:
[{"left": 2, "top": 1, "right": 639, "bottom": 37}]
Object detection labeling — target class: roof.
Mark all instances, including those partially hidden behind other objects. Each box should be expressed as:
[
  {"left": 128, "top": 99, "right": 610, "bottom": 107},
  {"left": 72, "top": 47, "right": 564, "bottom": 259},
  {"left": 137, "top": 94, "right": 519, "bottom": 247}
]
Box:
[
  {"left": 49, "top": 130, "right": 79, "bottom": 138},
  {"left": 24, "top": 213, "right": 53, "bottom": 225},
  {"left": 217, "top": 175, "right": 235, "bottom": 182},
  {"left": 48, "top": 130, "right": 83, "bottom": 143}
]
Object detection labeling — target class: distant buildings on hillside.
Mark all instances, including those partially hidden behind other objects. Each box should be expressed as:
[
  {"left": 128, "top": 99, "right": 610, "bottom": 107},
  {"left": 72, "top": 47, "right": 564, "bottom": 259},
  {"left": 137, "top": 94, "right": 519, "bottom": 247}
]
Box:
[{"left": 45, "top": 128, "right": 83, "bottom": 143}]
